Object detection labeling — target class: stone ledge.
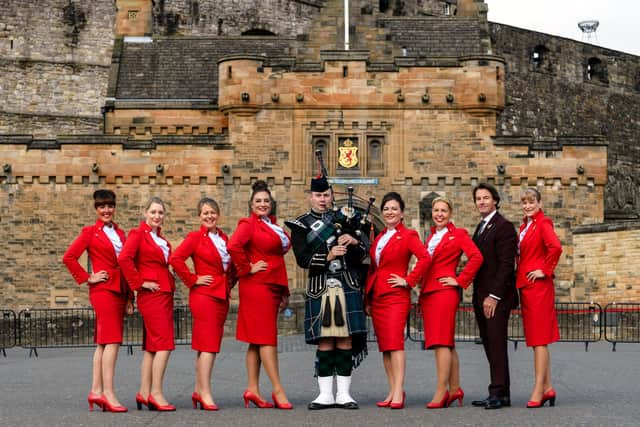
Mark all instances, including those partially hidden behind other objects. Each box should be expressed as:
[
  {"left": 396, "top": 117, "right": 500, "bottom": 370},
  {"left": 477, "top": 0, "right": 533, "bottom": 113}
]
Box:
[{"left": 573, "top": 221, "right": 640, "bottom": 234}]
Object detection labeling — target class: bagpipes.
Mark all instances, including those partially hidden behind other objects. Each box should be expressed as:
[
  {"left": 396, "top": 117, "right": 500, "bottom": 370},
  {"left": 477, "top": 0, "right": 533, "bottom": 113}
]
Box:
[{"left": 315, "top": 150, "right": 376, "bottom": 244}]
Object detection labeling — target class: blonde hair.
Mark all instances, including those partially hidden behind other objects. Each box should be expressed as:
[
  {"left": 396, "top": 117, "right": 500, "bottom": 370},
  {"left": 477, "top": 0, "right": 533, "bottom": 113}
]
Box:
[
  {"left": 432, "top": 196, "right": 453, "bottom": 212},
  {"left": 520, "top": 187, "right": 541, "bottom": 202},
  {"left": 145, "top": 196, "right": 166, "bottom": 212}
]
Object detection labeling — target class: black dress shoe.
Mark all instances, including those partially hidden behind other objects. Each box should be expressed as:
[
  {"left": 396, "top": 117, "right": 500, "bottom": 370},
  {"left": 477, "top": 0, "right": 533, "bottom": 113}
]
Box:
[
  {"left": 307, "top": 402, "right": 334, "bottom": 410},
  {"left": 335, "top": 401, "right": 359, "bottom": 409},
  {"left": 485, "top": 397, "right": 511, "bottom": 410},
  {"left": 471, "top": 397, "right": 490, "bottom": 407}
]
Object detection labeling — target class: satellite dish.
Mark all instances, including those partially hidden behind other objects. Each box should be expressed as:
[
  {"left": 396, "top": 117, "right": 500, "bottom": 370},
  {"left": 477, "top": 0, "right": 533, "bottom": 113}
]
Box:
[{"left": 578, "top": 20, "right": 599, "bottom": 42}]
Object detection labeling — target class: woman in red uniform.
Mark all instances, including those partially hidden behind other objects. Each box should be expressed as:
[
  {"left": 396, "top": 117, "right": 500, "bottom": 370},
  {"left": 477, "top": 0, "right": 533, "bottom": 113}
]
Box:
[
  {"left": 366, "top": 192, "right": 431, "bottom": 409},
  {"left": 420, "top": 197, "right": 483, "bottom": 409},
  {"left": 170, "top": 197, "right": 235, "bottom": 411},
  {"left": 516, "top": 188, "right": 562, "bottom": 408},
  {"left": 63, "top": 189, "right": 133, "bottom": 413},
  {"left": 228, "top": 180, "right": 293, "bottom": 410},
  {"left": 118, "top": 196, "right": 176, "bottom": 411}
]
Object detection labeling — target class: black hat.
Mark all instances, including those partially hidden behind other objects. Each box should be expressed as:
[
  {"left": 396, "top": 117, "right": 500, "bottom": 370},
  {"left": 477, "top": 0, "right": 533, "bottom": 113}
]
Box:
[{"left": 310, "top": 175, "right": 329, "bottom": 192}]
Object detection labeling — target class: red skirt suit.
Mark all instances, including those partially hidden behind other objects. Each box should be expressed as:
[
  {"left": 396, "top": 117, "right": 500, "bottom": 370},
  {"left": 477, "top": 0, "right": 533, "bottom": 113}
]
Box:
[
  {"left": 419, "top": 223, "right": 483, "bottom": 349},
  {"left": 170, "top": 226, "right": 236, "bottom": 353},
  {"left": 516, "top": 210, "right": 562, "bottom": 347},
  {"left": 118, "top": 221, "right": 175, "bottom": 352},
  {"left": 63, "top": 220, "right": 130, "bottom": 344},
  {"left": 366, "top": 223, "right": 431, "bottom": 351},
  {"left": 228, "top": 213, "right": 291, "bottom": 346}
]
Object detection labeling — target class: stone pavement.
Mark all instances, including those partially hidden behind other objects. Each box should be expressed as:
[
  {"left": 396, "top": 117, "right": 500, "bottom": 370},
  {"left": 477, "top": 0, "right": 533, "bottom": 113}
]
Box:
[{"left": 1, "top": 336, "right": 639, "bottom": 426}]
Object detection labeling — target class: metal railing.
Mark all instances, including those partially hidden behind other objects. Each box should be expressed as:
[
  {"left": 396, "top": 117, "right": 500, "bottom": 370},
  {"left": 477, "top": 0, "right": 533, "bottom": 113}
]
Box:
[
  {"left": 408, "top": 302, "right": 603, "bottom": 352},
  {"left": 508, "top": 302, "right": 602, "bottom": 351},
  {"left": 1, "top": 309, "right": 18, "bottom": 356},
  {"left": 604, "top": 303, "right": 640, "bottom": 351},
  {"left": 5, "top": 301, "right": 640, "bottom": 355}
]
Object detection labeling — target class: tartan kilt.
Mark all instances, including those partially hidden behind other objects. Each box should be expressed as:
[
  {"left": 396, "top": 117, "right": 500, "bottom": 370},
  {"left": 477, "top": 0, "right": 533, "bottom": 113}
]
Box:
[{"left": 304, "top": 282, "right": 367, "bottom": 345}]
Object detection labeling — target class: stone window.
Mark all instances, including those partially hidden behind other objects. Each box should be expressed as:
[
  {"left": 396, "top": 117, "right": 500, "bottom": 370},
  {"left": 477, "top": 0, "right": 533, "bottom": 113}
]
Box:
[
  {"left": 311, "top": 136, "right": 329, "bottom": 175},
  {"left": 241, "top": 29, "right": 276, "bottom": 36},
  {"left": 531, "top": 45, "right": 548, "bottom": 68},
  {"left": 420, "top": 192, "right": 441, "bottom": 232},
  {"left": 586, "top": 57, "right": 608, "bottom": 84},
  {"left": 367, "top": 137, "right": 384, "bottom": 175}
]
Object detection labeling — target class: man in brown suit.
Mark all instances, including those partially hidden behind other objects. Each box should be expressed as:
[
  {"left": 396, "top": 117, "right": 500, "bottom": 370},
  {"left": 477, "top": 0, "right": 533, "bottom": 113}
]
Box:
[{"left": 471, "top": 183, "right": 518, "bottom": 409}]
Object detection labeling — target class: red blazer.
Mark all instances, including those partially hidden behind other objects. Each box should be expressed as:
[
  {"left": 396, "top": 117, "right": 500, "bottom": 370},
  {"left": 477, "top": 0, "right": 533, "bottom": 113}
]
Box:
[
  {"left": 420, "top": 222, "right": 483, "bottom": 295},
  {"left": 516, "top": 210, "right": 562, "bottom": 289},
  {"left": 228, "top": 213, "right": 290, "bottom": 289},
  {"left": 63, "top": 220, "right": 129, "bottom": 296},
  {"left": 366, "top": 223, "right": 431, "bottom": 296},
  {"left": 118, "top": 221, "right": 175, "bottom": 293},
  {"left": 169, "top": 225, "right": 236, "bottom": 300}
]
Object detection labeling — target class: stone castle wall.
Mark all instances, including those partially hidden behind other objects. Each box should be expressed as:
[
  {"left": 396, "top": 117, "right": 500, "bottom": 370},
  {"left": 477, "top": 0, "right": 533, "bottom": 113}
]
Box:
[
  {"left": 490, "top": 23, "right": 640, "bottom": 219},
  {"left": 0, "top": 0, "right": 115, "bottom": 137}
]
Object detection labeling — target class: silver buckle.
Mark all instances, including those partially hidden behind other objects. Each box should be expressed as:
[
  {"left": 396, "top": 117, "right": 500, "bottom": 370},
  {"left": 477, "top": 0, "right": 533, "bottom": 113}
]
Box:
[{"left": 328, "top": 260, "right": 342, "bottom": 273}]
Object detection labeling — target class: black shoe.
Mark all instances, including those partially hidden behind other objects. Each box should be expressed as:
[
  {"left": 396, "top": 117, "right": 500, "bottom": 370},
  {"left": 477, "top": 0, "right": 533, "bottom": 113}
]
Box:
[
  {"left": 335, "top": 401, "right": 359, "bottom": 409},
  {"left": 485, "top": 397, "right": 511, "bottom": 410},
  {"left": 472, "top": 397, "right": 490, "bottom": 407},
  {"left": 307, "top": 402, "right": 334, "bottom": 410}
]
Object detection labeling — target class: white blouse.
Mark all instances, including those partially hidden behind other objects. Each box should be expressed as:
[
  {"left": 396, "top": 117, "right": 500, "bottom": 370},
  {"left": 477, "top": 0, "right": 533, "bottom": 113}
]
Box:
[
  {"left": 102, "top": 224, "right": 123, "bottom": 256},
  {"left": 427, "top": 228, "right": 449, "bottom": 256},
  {"left": 150, "top": 230, "right": 170, "bottom": 262},
  {"left": 375, "top": 228, "right": 397, "bottom": 265},
  {"left": 262, "top": 217, "right": 290, "bottom": 251},
  {"left": 208, "top": 231, "right": 231, "bottom": 272}
]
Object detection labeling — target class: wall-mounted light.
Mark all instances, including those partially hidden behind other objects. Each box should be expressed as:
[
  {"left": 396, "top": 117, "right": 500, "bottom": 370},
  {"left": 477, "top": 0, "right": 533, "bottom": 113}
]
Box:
[
  {"left": 241, "top": 92, "right": 250, "bottom": 102},
  {"left": 221, "top": 164, "right": 231, "bottom": 174},
  {"left": 397, "top": 92, "right": 405, "bottom": 102},
  {"left": 2, "top": 164, "right": 11, "bottom": 173},
  {"left": 497, "top": 164, "right": 506, "bottom": 175},
  {"left": 577, "top": 165, "right": 585, "bottom": 175},
  {"left": 271, "top": 93, "right": 279, "bottom": 102},
  {"left": 422, "top": 93, "right": 430, "bottom": 104},
  {"left": 91, "top": 163, "right": 99, "bottom": 173},
  {"left": 446, "top": 93, "right": 454, "bottom": 103},
  {"left": 296, "top": 93, "right": 304, "bottom": 102},
  {"left": 478, "top": 93, "right": 486, "bottom": 102},
  {"left": 156, "top": 164, "right": 164, "bottom": 173}
]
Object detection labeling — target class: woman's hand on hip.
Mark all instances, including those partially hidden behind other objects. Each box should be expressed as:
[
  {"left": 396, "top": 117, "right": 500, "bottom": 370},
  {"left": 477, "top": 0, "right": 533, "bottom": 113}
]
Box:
[
  {"left": 88, "top": 270, "right": 109, "bottom": 284},
  {"left": 526, "top": 269, "right": 545, "bottom": 283},
  {"left": 388, "top": 274, "right": 408, "bottom": 288},
  {"left": 141, "top": 281, "right": 160, "bottom": 292},
  {"left": 249, "top": 260, "right": 268, "bottom": 274},
  {"left": 195, "top": 275, "right": 213, "bottom": 286},
  {"left": 438, "top": 276, "right": 459, "bottom": 287}
]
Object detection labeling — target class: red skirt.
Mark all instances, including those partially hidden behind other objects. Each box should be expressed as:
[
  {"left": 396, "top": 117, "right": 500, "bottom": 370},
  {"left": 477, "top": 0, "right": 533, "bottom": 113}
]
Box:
[
  {"left": 236, "top": 282, "right": 284, "bottom": 346},
  {"left": 419, "top": 288, "right": 460, "bottom": 349},
  {"left": 190, "top": 291, "right": 229, "bottom": 353},
  {"left": 370, "top": 292, "right": 410, "bottom": 352},
  {"left": 90, "top": 289, "right": 127, "bottom": 345},
  {"left": 137, "top": 290, "right": 175, "bottom": 352},
  {"left": 520, "top": 279, "right": 560, "bottom": 347}
]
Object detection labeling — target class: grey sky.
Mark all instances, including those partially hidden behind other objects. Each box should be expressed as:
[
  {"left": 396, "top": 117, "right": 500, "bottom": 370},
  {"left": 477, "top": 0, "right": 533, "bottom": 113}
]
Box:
[{"left": 484, "top": 0, "right": 640, "bottom": 56}]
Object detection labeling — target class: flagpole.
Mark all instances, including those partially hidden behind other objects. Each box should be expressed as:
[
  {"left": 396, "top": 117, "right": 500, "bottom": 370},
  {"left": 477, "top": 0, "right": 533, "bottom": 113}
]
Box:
[{"left": 344, "top": 0, "right": 349, "bottom": 50}]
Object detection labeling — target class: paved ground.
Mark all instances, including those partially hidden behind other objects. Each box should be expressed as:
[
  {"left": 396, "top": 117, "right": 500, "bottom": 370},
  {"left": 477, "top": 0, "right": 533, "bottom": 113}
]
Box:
[{"left": 1, "top": 336, "right": 638, "bottom": 426}]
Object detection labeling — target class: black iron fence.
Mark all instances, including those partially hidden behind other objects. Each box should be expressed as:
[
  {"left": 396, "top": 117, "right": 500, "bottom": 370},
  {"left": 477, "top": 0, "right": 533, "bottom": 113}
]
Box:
[
  {"left": 604, "top": 303, "right": 640, "bottom": 351},
  {"left": 1, "top": 309, "right": 18, "bottom": 356},
  {"left": 2, "top": 301, "right": 640, "bottom": 355},
  {"left": 409, "top": 302, "right": 603, "bottom": 352}
]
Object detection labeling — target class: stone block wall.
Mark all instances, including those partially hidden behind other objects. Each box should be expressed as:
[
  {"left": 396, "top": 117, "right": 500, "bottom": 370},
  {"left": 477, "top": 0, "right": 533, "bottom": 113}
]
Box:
[
  {"left": 573, "top": 223, "right": 640, "bottom": 303},
  {"left": 0, "top": 0, "right": 115, "bottom": 137}
]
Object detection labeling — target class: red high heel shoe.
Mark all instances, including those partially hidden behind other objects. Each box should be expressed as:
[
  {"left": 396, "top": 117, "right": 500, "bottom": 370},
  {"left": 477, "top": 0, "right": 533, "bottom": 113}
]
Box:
[
  {"left": 272, "top": 392, "right": 293, "bottom": 410},
  {"left": 101, "top": 397, "right": 128, "bottom": 413},
  {"left": 242, "top": 390, "right": 274, "bottom": 408},
  {"left": 390, "top": 391, "right": 406, "bottom": 410},
  {"left": 447, "top": 387, "right": 464, "bottom": 407},
  {"left": 88, "top": 392, "right": 104, "bottom": 411},
  {"left": 527, "top": 388, "right": 556, "bottom": 408},
  {"left": 192, "top": 392, "right": 219, "bottom": 411},
  {"left": 426, "top": 391, "right": 450, "bottom": 409},
  {"left": 147, "top": 395, "right": 176, "bottom": 411},
  {"left": 376, "top": 398, "right": 391, "bottom": 408},
  {"left": 135, "top": 393, "right": 149, "bottom": 410}
]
